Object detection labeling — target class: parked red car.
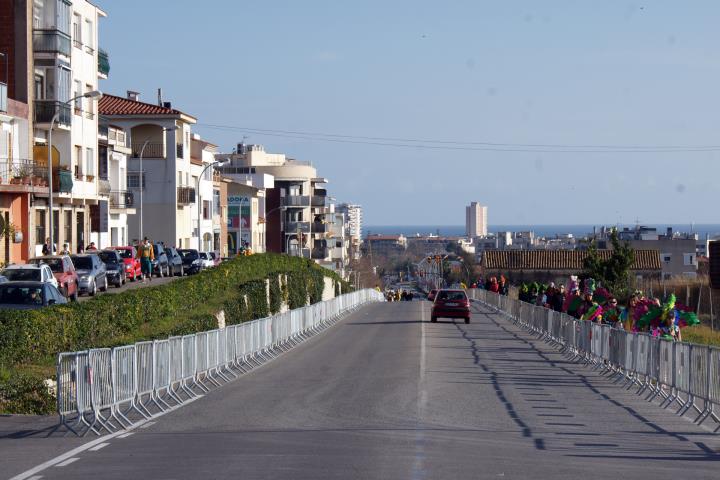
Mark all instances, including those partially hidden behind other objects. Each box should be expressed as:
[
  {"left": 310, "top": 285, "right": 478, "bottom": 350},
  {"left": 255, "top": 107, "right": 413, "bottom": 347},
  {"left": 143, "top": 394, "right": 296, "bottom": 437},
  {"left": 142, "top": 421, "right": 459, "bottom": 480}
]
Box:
[
  {"left": 28, "top": 255, "right": 79, "bottom": 301},
  {"left": 111, "top": 246, "right": 143, "bottom": 281},
  {"left": 431, "top": 289, "right": 470, "bottom": 324},
  {"left": 427, "top": 289, "right": 438, "bottom": 301}
]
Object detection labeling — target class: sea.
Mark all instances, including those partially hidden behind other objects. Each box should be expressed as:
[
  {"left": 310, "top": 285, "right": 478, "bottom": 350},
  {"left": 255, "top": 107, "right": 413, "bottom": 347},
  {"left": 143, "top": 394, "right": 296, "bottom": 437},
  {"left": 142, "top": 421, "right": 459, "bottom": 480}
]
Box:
[{"left": 364, "top": 224, "right": 720, "bottom": 240}]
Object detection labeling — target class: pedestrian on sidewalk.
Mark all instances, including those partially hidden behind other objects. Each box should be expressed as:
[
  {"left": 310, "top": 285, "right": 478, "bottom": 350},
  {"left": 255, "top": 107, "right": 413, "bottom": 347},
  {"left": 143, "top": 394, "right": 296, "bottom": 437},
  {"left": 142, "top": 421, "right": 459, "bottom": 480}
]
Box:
[{"left": 136, "top": 237, "right": 155, "bottom": 283}]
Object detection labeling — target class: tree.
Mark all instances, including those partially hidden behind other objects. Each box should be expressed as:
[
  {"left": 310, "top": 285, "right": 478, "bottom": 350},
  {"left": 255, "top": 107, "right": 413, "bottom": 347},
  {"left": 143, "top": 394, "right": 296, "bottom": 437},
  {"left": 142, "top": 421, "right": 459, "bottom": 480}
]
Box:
[{"left": 582, "top": 229, "right": 635, "bottom": 298}]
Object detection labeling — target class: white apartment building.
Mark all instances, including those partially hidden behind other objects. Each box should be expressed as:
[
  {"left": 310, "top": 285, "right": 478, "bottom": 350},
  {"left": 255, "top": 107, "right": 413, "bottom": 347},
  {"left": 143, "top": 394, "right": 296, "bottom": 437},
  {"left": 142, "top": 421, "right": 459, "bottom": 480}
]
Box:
[
  {"left": 99, "top": 123, "right": 135, "bottom": 246},
  {"left": 337, "top": 203, "right": 362, "bottom": 260},
  {"left": 465, "top": 201, "right": 488, "bottom": 238},
  {"left": 32, "top": 0, "right": 107, "bottom": 253},
  {"left": 190, "top": 135, "right": 217, "bottom": 251},
  {"left": 99, "top": 91, "right": 204, "bottom": 248}
]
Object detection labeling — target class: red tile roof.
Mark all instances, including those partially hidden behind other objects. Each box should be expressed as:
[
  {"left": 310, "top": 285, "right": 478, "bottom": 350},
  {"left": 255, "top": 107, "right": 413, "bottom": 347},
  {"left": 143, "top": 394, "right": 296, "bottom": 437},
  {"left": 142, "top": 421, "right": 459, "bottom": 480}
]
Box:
[
  {"left": 482, "top": 249, "right": 661, "bottom": 271},
  {"left": 99, "top": 94, "right": 195, "bottom": 120}
]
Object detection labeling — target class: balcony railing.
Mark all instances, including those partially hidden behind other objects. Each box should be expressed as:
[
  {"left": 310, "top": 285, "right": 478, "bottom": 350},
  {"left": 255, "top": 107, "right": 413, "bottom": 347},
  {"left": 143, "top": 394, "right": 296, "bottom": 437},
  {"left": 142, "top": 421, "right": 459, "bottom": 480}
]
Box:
[
  {"left": 311, "top": 247, "right": 329, "bottom": 260},
  {"left": 33, "top": 29, "right": 71, "bottom": 57},
  {"left": 98, "top": 48, "right": 110, "bottom": 76},
  {"left": 281, "top": 195, "right": 310, "bottom": 207},
  {"left": 312, "top": 222, "right": 328, "bottom": 233},
  {"left": 311, "top": 195, "right": 326, "bottom": 207},
  {"left": 34, "top": 100, "right": 71, "bottom": 126},
  {"left": 176, "top": 144, "right": 184, "bottom": 158},
  {"left": 57, "top": 169, "right": 73, "bottom": 193},
  {"left": 177, "top": 186, "right": 196, "bottom": 205},
  {"left": 0, "top": 159, "right": 48, "bottom": 187},
  {"left": 285, "top": 221, "right": 310, "bottom": 234},
  {"left": 0, "top": 82, "right": 6, "bottom": 113},
  {"left": 110, "top": 190, "right": 134, "bottom": 209},
  {"left": 131, "top": 143, "right": 165, "bottom": 158}
]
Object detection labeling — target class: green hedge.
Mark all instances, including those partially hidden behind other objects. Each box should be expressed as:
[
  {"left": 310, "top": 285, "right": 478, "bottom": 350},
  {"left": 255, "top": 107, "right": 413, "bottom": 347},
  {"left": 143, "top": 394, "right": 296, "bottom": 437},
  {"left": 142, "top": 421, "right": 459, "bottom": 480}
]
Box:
[{"left": 0, "top": 253, "right": 349, "bottom": 414}]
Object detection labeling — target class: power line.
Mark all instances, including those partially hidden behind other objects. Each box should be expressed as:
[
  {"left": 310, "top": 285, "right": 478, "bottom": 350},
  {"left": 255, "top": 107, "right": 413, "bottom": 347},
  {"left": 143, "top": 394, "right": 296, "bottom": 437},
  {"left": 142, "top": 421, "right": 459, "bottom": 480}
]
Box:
[{"left": 196, "top": 123, "right": 720, "bottom": 153}]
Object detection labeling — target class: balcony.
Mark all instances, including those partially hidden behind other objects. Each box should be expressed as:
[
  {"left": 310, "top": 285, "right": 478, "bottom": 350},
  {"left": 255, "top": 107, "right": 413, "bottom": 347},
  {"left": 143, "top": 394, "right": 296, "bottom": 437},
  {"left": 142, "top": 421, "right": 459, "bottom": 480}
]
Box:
[
  {"left": 34, "top": 100, "right": 71, "bottom": 126},
  {"left": 311, "top": 247, "right": 329, "bottom": 260},
  {"left": 285, "top": 221, "right": 310, "bottom": 234},
  {"left": 57, "top": 169, "right": 73, "bottom": 193},
  {"left": 281, "top": 195, "right": 310, "bottom": 207},
  {"left": 311, "top": 195, "right": 326, "bottom": 207},
  {"left": 33, "top": 29, "right": 71, "bottom": 57},
  {"left": 109, "top": 190, "right": 134, "bottom": 209},
  {"left": 98, "top": 48, "right": 110, "bottom": 77},
  {"left": 312, "top": 222, "right": 328, "bottom": 233},
  {"left": 131, "top": 143, "right": 164, "bottom": 158},
  {"left": 0, "top": 159, "right": 49, "bottom": 192},
  {"left": 177, "top": 186, "right": 196, "bottom": 205},
  {"left": 0, "top": 82, "right": 6, "bottom": 113}
]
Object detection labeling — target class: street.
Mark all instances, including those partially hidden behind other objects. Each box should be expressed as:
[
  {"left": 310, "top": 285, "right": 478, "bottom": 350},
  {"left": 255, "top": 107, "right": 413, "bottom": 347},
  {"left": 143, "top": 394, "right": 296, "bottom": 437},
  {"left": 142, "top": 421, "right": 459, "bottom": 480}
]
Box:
[{"left": 5, "top": 300, "right": 720, "bottom": 479}]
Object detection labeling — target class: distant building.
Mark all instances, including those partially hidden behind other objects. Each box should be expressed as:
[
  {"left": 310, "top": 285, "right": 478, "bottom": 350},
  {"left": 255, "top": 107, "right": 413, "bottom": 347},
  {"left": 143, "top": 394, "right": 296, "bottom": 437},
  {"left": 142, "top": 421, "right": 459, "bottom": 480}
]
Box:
[
  {"left": 598, "top": 226, "right": 698, "bottom": 279},
  {"left": 364, "top": 234, "right": 407, "bottom": 258},
  {"left": 481, "top": 249, "right": 662, "bottom": 286},
  {"left": 465, "top": 202, "right": 487, "bottom": 237},
  {"left": 337, "top": 203, "right": 362, "bottom": 260}
]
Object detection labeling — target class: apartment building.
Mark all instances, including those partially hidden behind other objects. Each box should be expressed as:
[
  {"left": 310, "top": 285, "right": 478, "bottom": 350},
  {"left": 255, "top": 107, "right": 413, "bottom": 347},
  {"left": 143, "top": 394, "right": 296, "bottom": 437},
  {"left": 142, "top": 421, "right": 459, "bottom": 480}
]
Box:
[
  {"left": 217, "top": 144, "right": 323, "bottom": 257},
  {"left": 99, "top": 91, "right": 206, "bottom": 248},
  {"left": 337, "top": 203, "right": 362, "bottom": 260},
  {"left": 99, "top": 122, "right": 134, "bottom": 246},
  {"left": 0, "top": 0, "right": 37, "bottom": 263},
  {"left": 465, "top": 201, "right": 488, "bottom": 238},
  {"left": 190, "top": 135, "right": 217, "bottom": 251}
]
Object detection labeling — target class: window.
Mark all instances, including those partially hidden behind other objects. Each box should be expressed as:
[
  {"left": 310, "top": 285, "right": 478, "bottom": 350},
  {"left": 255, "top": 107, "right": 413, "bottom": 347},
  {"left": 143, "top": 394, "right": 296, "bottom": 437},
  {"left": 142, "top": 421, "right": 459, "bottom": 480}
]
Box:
[
  {"left": 74, "top": 145, "right": 83, "bottom": 179},
  {"left": 74, "top": 80, "right": 82, "bottom": 113},
  {"left": 213, "top": 190, "right": 221, "bottom": 215},
  {"left": 86, "top": 147, "right": 95, "bottom": 177},
  {"left": 683, "top": 253, "right": 697, "bottom": 266},
  {"left": 84, "top": 19, "right": 94, "bottom": 52},
  {"left": 34, "top": 74, "right": 45, "bottom": 100},
  {"left": 127, "top": 172, "right": 145, "bottom": 189},
  {"left": 178, "top": 171, "right": 183, "bottom": 186},
  {"left": 203, "top": 201, "right": 211, "bottom": 220},
  {"left": 85, "top": 84, "right": 94, "bottom": 118},
  {"left": 64, "top": 211, "right": 72, "bottom": 246},
  {"left": 72, "top": 13, "right": 82, "bottom": 48},
  {"left": 192, "top": 175, "right": 198, "bottom": 188},
  {"left": 661, "top": 254, "right": 671, "bottom": 263},
  {"left": 35, "top": 210, "right": 46, "bottom": 246}
]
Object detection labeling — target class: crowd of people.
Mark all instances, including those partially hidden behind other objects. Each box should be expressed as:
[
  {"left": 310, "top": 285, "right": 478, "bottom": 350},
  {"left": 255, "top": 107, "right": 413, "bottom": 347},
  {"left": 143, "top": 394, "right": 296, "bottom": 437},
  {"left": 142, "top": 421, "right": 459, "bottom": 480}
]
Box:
[
  {"left": 516, "top": 276, "right": 699, "bottom": 341},
  {"left": 385, "top": 289, "right": 414, "bottom": 302},
  {"left": 469, "top": 275, "right": 510, "bottom": 295}
]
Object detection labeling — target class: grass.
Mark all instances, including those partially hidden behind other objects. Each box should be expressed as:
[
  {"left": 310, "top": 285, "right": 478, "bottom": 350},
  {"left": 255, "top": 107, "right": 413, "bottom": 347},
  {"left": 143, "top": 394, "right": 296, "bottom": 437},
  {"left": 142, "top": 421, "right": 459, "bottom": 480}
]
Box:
[{"left": 681, "top": 325, "right": 720, "bottom": 347}]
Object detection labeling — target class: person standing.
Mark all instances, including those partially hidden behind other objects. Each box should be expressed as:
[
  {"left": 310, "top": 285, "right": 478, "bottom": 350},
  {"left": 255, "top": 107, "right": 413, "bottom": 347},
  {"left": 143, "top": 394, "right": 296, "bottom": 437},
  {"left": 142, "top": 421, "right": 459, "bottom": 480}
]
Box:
[
  {"left": 136, "top": 237, "right": 155, "bottom": 283},
  {"left": 42, "top": 237, "right": 56, "bottom": 255}
]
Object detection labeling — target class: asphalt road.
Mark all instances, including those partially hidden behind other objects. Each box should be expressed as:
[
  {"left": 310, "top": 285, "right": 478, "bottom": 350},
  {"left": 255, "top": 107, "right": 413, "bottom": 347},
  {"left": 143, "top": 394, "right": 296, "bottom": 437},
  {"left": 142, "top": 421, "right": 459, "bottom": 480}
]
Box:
[{"left": 5, "top": 301, "right": 720, "bottom": 479}]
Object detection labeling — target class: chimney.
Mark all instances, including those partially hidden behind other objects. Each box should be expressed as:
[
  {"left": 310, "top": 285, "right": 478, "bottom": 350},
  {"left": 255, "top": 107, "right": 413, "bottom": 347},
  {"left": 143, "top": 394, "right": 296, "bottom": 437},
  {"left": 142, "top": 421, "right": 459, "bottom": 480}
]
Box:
[
  {"left": 163, "top": 102, "right": 172, "bottom": 109},
  {"left": 237, "top": 142, "right": 245, "bottom": 154},
  {"left": 157, "top": 88, "right": 163, "bottom": 106},
  {"left": 127, "top": 90, "right": 140, "bottom": 101}
]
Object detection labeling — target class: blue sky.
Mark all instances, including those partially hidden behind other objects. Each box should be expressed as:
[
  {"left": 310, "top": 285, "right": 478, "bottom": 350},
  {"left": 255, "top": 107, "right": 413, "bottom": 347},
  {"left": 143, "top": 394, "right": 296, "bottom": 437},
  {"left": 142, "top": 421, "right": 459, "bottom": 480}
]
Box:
[{"left": 97, "top": 0, "right": 720, "bottom": 226}]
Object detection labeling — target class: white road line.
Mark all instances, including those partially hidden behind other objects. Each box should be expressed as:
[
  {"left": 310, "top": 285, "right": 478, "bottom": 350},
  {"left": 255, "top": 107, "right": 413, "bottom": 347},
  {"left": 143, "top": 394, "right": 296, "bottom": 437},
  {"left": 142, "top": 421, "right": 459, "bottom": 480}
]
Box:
[
  {"left": 88, "top": 443, "right": 110, "bottom": 451},
  {"left": 139, "top": 421, "right": 156, "bottom": 429},
  {"left": 55, "top": 458, "right": 80, "bottom": 467},
  {"left": 117, "top": 432, "right": 134, "bottom": 439},
  {"left": 10, "top": 395, "right": 204, "bottom": 480},
  {"left": 413, "top": 301, "right": 428, "bottom": 480}
]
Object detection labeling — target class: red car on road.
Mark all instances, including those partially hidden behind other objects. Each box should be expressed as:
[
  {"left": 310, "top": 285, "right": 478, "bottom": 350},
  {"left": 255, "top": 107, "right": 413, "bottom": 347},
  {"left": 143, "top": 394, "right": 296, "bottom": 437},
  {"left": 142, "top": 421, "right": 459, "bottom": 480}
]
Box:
[
  {"left": 111, "top": 246, "right": 143, "bottom": 281},
  {"left": 427, "top": 289, "right": 438, "bottom": 301},
  {"left": 28, "top": 255, "right": 79, "bottom": 301},
  {"left": 431, "top": 289, "right": 470, "bottom": 324}
]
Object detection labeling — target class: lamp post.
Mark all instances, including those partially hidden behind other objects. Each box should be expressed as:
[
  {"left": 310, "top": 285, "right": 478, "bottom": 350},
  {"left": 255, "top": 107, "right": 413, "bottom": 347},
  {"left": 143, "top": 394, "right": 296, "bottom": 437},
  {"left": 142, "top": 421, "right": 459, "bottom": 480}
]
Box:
[
  {"left": 137, "top": 125, "right": 178, "bottom": 242},
  {"left": 196, "top": 159, "right": 227, "bottom": 251},
  {"left": 48, "top": 90, "right": 103, "bottom": 254}
]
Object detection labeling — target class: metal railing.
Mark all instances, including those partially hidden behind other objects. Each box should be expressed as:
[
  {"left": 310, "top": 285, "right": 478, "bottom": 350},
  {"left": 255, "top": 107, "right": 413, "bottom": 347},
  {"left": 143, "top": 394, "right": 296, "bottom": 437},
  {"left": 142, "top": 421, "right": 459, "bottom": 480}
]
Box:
[
  {"left": 282, "top": 195, "right": 310, "bottom": 207},
  {"left": 33, "top": 29, "right": 72, "bottom": 56},
  {"left": 56, "top": 289, "right": 384, "bottom": 435},
  {"left": 35, "top": 100, "right": 71, "bottom": 126},
  {"left": 109, "top": 190, "right": 134, "bottom": 208},
  {"left": 0, "top": 159, "right": 48, "bottom": 187},
  {"left": 467, "top": 288, "right": 720, "bottom": 432},
  {"left": 98, "top": 48, "right": 110, "bottom": 76},
  {"left": 311, "top": 195, "right": 326, "bottom": 207},
  {"left": 131, "top": 143, "right": 164, "bottom": 158},
  {"left": 285, "top": 221, "right": 310, "bottom": 233},
  {"left": 177, "top": 186, "right": 196, "bottom": 205}
]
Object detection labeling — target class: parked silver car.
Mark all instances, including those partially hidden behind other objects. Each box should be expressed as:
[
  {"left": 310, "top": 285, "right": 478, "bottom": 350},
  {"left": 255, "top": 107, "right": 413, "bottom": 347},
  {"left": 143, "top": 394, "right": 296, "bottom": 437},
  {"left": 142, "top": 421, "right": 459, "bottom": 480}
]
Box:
[{"left": 70, "top": 253, "right": 108, "bottom": 296}]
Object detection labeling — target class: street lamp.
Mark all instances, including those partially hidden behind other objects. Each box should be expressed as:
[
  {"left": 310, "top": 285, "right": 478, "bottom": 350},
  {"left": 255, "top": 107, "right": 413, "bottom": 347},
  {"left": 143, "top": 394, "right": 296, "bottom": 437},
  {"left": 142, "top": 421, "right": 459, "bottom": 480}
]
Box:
[
  {"left": 137, "top": 125, "right": 178, "bottom": 242},
  {"left": 48, "top": 90, "right": 103, "bottom": 253},
  {"left": 196, "top": 159, "right": 228, "bottom": 251}
]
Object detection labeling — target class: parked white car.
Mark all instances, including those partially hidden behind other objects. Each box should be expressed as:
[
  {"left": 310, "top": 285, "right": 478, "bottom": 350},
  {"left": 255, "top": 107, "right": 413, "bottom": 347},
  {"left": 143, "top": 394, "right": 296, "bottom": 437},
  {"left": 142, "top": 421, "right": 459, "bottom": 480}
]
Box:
[
  {"left": 199, "top": 252, "right": 215, "bottom": 269},
  {"left": 0, "top": 263, "right": 59, "bottom": 289}
]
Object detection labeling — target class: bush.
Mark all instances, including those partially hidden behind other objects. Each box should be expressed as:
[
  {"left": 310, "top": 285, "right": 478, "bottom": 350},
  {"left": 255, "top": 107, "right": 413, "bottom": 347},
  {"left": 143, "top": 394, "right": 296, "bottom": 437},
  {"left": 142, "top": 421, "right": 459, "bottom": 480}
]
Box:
[{"left": 0, "top": 369, "right": 55, "bottom": 415}]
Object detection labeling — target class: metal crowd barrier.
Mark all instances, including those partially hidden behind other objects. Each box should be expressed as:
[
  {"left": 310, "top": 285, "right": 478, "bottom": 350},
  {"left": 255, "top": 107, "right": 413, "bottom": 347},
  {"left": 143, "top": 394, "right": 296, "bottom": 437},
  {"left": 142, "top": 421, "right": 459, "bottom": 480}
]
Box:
[
  {"left": 467, "top": 288, "right": 720, "bottom": 432},
  {"left": 56, "top": 289, "right": 385, "bottom": 435}
]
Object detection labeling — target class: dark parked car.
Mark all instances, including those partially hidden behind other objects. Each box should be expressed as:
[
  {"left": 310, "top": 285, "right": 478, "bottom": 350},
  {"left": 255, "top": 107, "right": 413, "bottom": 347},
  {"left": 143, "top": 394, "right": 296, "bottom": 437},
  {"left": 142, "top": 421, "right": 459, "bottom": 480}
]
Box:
[
  {"left": 431, "top": 289, "right": 470, "bottom": 324},
  {"left": 0, "top": 281, "right": 68, "bottom": 310},
  {"left": 152, "top": 244, "right": 170, "bottom": 277},
  {"left": 177, "top": 249, "right": 202, "bottom": 275},
  {"left": 165, "top": 247, "right": 185, "bottom": 276},
  {"left": 70, "top": 254, "right": 108, "bottom": 296},
  {"left": 98, "top": 250, "right": 126, "bottom": 288}
]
